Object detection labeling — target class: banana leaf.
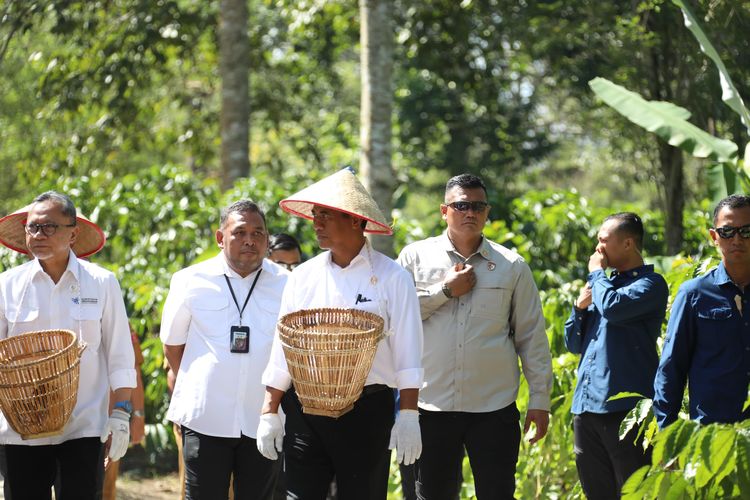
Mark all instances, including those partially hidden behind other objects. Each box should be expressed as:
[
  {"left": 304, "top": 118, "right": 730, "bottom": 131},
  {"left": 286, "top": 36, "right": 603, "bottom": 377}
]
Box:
[
  {"left": 672, "top": 0, "right": 750, "bottom": 134},
  {"left": 589, "top": 77, "right": 738, "bottom": 163}
]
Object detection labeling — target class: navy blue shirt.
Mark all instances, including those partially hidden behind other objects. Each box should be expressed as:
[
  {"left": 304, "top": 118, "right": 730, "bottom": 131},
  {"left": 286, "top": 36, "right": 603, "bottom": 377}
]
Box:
[
  {"left": 565, "top": 265, "right": 668, "bottom": 415},
  {"left": 653, "top": 262, "right": 750, "bottom": 428}
]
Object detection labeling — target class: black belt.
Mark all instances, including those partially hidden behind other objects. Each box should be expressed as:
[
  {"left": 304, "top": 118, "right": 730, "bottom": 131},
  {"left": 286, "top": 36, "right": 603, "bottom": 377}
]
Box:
[{"left": 361, "top": 384, "right": 390, "bottom": 397}]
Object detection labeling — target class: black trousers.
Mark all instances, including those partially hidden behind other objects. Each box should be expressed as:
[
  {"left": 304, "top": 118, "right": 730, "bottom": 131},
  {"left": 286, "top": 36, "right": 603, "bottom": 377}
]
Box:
[
  {"left": 416, "top": 404, "right": 521, "bottom": 500},
  {"left": 281, "top": 386, "right": 394, "bottom": 500},
  {"left": 3, "top": 437, "right": 103, "bottom": 500},
  {"left": 182, "top": 427, "right": 280, "bottom": 500},
  {"left": 573, "top": 411, "right": 652, "bottom": 500}
]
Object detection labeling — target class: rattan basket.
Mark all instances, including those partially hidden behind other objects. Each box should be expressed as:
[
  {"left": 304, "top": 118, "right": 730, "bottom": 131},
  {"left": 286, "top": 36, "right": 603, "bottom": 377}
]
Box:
[
  {"left": 0, "top": 329, "right": 85, "bottom": 439},
  {"left": 278, "top": 308, "right": 385, "bottom": 418}
]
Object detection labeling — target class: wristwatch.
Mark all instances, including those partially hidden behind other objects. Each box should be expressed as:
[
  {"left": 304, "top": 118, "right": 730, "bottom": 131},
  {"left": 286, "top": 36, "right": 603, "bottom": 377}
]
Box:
[
  {"left": 441, "top": 282, "right": 453, "bottom": 299},
  {"left": 113, "top": 400, "right": 133, "bottom": 414}
]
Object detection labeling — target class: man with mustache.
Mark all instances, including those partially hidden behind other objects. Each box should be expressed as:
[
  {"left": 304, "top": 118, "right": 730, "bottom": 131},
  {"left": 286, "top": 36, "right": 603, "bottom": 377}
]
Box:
[
  {"left": 161, "top": 200, "right": 288, "bottom": 500},
  {"left": 397, "top": 173, "right": 552, "bottom": 500}
]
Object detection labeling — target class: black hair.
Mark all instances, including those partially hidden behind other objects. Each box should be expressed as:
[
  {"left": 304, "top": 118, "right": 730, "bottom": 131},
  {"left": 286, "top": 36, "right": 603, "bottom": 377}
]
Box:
[
  {"left": 220, "top": 200, "right": 267, "bottom": 228},
  {"left": 445, "top": 173, "right": 488, "bottom": 199},
  {"left": 604, "top": 212, "right": 644, "bottom": 251},
  {"left": 269, "top": 233, "right": 301, "bottom": 253},
  {"left": 33, "top": 191, "right": 77, "bottom": 223},
  {"left": 712, "top": 194, "right": 750, "bottom": 226}
]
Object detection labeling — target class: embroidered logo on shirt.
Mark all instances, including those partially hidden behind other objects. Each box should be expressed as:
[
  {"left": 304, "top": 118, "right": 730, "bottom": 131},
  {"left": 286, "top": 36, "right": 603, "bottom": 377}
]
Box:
[
  {"left": 81, "top": 298, "right": 98, "bottom": 304},
  {"left": 355, "top": 294, "right": 372, "bottom": 305},
  {"left": 487, "top": 261, "right": 496, "bottom": 271},
  {"left": 72, "top": 297, "right": 80, "bottom": 305}
]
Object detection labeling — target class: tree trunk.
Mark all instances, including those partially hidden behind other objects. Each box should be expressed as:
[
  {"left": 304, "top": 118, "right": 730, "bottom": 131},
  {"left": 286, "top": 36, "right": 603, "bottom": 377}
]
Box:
[
  {"left": 219, "top": 0, "right": 250, "bottom": 189},
  {"left": 360, "top": 0, "right": 394, "bottom": 256},
  {"left": 659, "top": 143, "right": 684, "bottom": 254}
]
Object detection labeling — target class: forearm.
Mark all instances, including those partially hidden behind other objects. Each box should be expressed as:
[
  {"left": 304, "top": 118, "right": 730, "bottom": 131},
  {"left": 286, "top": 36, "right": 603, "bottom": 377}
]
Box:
[
  {"left": 398, "top": 388, "right": 419, "bottom": 411},
  {"left": 164, "top": 344, "right": 186, "bottom": 375},
  {"left": 112, "top": 387, "right": 132, "bottom": 404},
  {"left": 261, "top": 386, "right": 286, "bottom": 414}
]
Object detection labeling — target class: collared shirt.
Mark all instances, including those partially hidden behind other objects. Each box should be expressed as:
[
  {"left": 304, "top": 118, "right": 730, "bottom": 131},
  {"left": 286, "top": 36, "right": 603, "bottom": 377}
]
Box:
[
  {"left": 397, "top": 233, "right": 552, "bottom": 413},
  {"left": 262, "top": 244, "right": 423, "bottom": 392},
  {"left": 654, "top": 262, "right": 750, "bottom": 428},
  {"left": 564, "top": 265, "right": 668, "bottom": 415},
  {"left": 161, "top": 254, "right": 287, "bottom": 438},
  {"left": 0, "top": 249, "right": 136, "bottom": 445}
]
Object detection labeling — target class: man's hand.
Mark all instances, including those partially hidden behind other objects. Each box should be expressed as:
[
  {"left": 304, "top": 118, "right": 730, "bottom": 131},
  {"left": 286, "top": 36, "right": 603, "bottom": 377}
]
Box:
[
  {"left": 443, "top": 262, "right": 476, "bottom": 297},
  {"left": 256, "top": 413, "right": 284, "bottom": 460},
  {"left": 588, "top": 249, "right": 608, "bottom": 272},
  {"left": 388, "top": 409, "right": 422, "bottom": 465},
  {"left": 523, "top": 409, "right": 550, "bottom": 445},
  {"left": 575, "top": 283, "right": 592, "bottom": 310},
  {"left": 101, "top": 409, "right": 131, "bottom": 461}
]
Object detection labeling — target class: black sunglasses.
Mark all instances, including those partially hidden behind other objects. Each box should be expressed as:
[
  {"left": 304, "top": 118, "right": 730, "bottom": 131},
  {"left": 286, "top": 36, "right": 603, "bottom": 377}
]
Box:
[
  {"left": 446, "top": 201, "right": 489, "bottom": 213},
  {"left": 714, "top": 224, "right": 750, "bottom": 239}
]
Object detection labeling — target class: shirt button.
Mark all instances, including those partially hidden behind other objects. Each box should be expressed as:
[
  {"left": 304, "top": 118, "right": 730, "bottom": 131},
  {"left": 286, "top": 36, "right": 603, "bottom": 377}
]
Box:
[{"left": 458, "top": 344, "right": 462, "bottom": 348}]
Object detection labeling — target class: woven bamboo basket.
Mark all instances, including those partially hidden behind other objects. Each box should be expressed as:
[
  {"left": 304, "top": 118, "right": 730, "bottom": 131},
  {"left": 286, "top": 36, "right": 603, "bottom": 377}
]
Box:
[
  {"left": 0, "top": 329, "right": 85, "bottom": 439},
  {"left": 278, "top": 308, "right": 385, "bottom": 418}
]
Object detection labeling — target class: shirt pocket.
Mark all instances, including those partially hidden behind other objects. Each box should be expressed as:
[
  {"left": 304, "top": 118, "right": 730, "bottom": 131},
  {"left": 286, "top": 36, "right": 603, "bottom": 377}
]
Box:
[
  {"left": 472, "top": 287, "right": 511, "bottom": 321},
  {"left": 190, "top": 296, "right": 230, "bottom": 339},
  {"left": 413, "top": 267, "right": 446, "bottom": 291},
  {"left": 6, "top": 307, "right": 40, "bottom": 332},
  {"left": 696, "top": 304, "right": 733, "bottom": 321},
  {"left": 70, "top": 304, "right": 103, "bottom": 352}
]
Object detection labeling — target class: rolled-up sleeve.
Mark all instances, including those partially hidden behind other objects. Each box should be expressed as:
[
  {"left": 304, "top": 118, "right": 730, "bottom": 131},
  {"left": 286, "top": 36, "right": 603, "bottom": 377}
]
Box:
[
  {"left": 261, "top": 274, "right": 294, "bottom": 392},
  {"left": 512, "top": 263, "right": 552, "bottom": 411},
  {"left": 160, "top": 271, "right": 192, "bottom": 346},
  {"left": 101, "top": 275, "right": 136, "bottom": 391},
  {"left": 386, "top": 269, "right": 424, "bottom": 390}
]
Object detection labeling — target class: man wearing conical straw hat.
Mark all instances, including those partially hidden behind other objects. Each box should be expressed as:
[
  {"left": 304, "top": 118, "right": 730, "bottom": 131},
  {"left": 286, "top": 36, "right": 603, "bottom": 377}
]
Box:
[
  {"left": 257, "top": 168, "right": 424, "bottom": 499},
  {"left": 0, "top": 191, "right": 136, "bottom": 500}
]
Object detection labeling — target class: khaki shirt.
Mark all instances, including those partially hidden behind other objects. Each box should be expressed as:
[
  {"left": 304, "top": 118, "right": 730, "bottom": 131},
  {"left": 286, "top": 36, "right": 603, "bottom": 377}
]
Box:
[{"left": 397, "top": 233, "right": 552, "bottom": 412}]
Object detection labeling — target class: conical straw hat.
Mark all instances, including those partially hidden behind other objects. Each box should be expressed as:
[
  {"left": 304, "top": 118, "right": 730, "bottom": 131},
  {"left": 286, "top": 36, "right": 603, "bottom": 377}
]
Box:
[
  {"left": 0, "top": 205, "right": 106, "bottom": 258},
  {"left": 280, "top": 169, "right": 392, "bottom": 235}
]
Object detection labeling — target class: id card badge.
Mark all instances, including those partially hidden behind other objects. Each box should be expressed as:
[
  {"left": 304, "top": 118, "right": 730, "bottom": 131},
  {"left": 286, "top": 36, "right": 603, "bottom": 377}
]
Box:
[{"left": 230, "top": 325, "right": 250, "bottom": 353}]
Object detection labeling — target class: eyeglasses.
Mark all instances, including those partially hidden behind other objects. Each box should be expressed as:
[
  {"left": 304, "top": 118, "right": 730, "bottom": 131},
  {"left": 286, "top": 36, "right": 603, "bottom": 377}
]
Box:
[
  {"left": 714, "top": 224, "right": 750, "bottom": 239},
  {"left": 446, "top": 201, "right": 489, "bottom": 213},
  {"left": 275, "top": 262, "right": 300, "bottom": 271},
  {"left": 24, "top": 222, "right": 76, "bottom": 237}
]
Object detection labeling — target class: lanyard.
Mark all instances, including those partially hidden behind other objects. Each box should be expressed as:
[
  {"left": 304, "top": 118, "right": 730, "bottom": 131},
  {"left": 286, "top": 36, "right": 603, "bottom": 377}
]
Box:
[{"left": 224, "top": 269, "right": 262, "bottom": 326}]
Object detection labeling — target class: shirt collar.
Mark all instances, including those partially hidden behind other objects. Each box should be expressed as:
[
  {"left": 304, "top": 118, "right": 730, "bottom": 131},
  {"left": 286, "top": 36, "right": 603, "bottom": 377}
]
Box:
[
  {"left": 325, "top": 242, "right": 369, "bottom": 271},
  {"left": 609, "top": 263, "right": 654, "bottom": 279},
  {"left": 30, "top": 249, "right": 80, "bottom": 283},
  {"left": 713, "top": 261, "right": 734, "bottom": 287},
  {"left": 439, "top": 231, "right": 491, "bottom": 261},
  {"left": 214, "top": 252, "right": 264, "bottom": 281}
]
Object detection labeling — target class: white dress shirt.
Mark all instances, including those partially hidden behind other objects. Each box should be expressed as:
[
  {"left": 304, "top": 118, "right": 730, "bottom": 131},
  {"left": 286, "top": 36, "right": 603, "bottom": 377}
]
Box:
[
  {"left": 161, "top": 254, "right": 287, "bottom": 438},
  {"left": 0, "top": 250, "right": 136, "bottom": 445},
  {"left": 262, "top": 243, "right": 424, "bottom": 392},
  {"left": 397, "top": 233, "right": 552, "bottom": 413}
]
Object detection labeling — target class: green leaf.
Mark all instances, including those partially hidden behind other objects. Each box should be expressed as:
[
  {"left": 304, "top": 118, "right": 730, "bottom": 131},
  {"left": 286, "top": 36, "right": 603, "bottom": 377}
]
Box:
[
  {"left": 621, "top": 464, "right": 651, "bottom": 499},
  {"left": 671, "top": 0, "right": 750, "bottom": 133},
  {"left": 664, "top": 474, "right": 689, "bottom": 500},
  {"left": 589, "top": 77, "right": 738, "bottom": 163},
  {"left": 653, "top": 419, "right": 698, "bottom": 466},
  {"left": 735, "top": 431, "right": 750, "bottom": 497},
  {"left": 706, "top": 163, "right": 739, "bottom": 202},
  {"left": 692, "top": 426, "right": 713, "bottom": 488},
  {"left": 706, "top": 426, "right": 735, "bottom": 483}
]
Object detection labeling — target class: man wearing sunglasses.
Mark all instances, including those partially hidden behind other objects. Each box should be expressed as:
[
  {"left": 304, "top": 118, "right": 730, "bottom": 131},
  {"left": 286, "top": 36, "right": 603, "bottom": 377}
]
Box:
[
  {"left": 397, "top": 173, "right": 552, "bottom": 500},
  {"left": 654, "top": 194, "right": 750, "bottom": 428}
]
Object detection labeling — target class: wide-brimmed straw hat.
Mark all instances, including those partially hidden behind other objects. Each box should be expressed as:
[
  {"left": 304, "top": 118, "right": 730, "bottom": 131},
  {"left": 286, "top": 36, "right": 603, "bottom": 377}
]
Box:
[
  {"left": 280, "top": 168, "right": 392, "bottom": 235},
  {"left": 0, "top": 204, "right": 106, "bottom": 258}
]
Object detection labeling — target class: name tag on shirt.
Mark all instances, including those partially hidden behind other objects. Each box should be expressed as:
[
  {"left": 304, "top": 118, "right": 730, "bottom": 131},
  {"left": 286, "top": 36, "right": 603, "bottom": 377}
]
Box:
[{"left": 230, "top": 325, "right": 250, "bottom": 353}]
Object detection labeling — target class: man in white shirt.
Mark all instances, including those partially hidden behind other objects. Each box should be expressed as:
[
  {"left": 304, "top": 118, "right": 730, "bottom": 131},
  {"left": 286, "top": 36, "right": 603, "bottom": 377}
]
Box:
[
  {"left": 397, "top": 173, "right": 553, "bottom": 500},
  {"left": 0, "top": 191, "right": 136, "bottom": 500},
  {"left": 256, "top": 169, "right": 424, "bottom": 500},
  {"left": 161, "top": 200, "right": 287, "bottom": 500}
]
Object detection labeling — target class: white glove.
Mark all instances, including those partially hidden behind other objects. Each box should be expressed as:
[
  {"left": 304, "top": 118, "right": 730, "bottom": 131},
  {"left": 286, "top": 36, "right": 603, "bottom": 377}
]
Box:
[
  {"left": 389, "top": 409, "right": 422, "bottom": 465},
  {"left": 101, "top": 409, "right": 131, "bottom": 461},
  {"left": 256, "top": 413, "right": 284, "bottom": 460}
]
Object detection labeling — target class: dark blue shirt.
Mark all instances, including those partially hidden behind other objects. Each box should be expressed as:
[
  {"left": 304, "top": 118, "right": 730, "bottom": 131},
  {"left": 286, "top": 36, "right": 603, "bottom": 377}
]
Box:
[
  {"left": 653, "top": 262, "right": 750, "bottom": 428},
  {"left": 565, "top": 265, "right": 668, "bottom": 415}
]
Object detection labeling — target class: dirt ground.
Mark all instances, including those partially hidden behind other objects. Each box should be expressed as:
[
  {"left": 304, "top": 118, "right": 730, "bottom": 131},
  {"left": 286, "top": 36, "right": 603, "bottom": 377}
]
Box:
[{"left": 0, "top": 472, "right": 182, "bottom": 500}]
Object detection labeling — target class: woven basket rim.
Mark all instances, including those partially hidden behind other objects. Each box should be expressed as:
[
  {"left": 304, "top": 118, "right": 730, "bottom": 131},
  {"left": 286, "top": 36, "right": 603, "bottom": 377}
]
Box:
[
  {"left": 0, "top": 329, "right": 79, "bottom": 370},
  {"left": 278, "top": 307, "right": 384, "bottom": 329},
  {"left": 0, "top": 356, "right": 82, "bottom": 389}
]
